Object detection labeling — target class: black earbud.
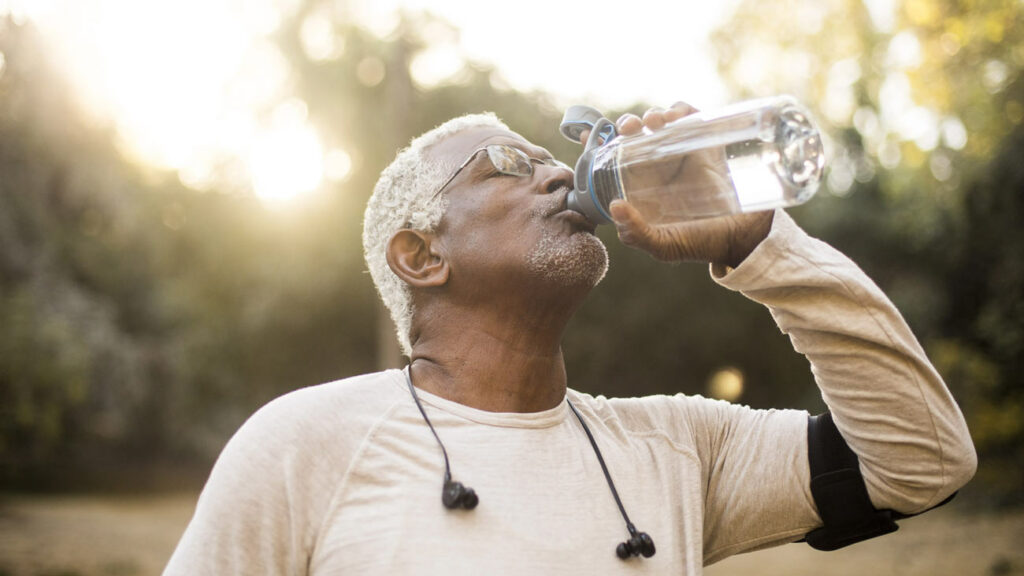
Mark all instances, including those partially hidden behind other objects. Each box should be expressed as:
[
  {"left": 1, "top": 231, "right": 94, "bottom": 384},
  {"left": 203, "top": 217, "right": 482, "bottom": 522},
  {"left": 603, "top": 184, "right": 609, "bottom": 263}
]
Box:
[
  {"left": 406, "top": 373, "right": 482, "bottom": 511},
  {"left": 616, "top": 527, "right": 656, "bottom": 559},
  {"left": 442, "top": 479, "right": 479, "bottom": 510}
]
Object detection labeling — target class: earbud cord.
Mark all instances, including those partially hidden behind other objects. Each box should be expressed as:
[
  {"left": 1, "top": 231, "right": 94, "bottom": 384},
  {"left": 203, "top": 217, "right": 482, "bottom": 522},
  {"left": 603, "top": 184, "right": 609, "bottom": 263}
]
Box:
[
  {"left": 566, "top": 398, "right": 639, "bottom": 538},
  {"left": 405, "top": 369, "right": 650, "bottom": 553},
  {"left": 406, "top": 371, "right": 454, "bottom": 485}
]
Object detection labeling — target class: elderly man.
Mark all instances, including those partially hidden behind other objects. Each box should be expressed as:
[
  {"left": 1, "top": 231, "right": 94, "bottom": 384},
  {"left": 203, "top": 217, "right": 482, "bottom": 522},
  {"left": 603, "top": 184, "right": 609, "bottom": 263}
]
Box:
[{"left": 165, "top": 104, "right": 976, "bottom": 575}]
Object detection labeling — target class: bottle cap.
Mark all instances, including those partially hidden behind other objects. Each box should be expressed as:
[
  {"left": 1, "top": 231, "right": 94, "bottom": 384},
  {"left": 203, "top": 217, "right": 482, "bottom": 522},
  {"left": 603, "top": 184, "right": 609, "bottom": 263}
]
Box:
[{"left": 559, "top": 105, "right": 606, "bottom": 142}]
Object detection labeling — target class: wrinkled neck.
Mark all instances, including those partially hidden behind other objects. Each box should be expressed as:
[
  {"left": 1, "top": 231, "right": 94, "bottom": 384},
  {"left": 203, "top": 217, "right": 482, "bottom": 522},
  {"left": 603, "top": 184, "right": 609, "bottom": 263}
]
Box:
[{"left": 407, "top": 293, "right": 579, "bottom": 413}]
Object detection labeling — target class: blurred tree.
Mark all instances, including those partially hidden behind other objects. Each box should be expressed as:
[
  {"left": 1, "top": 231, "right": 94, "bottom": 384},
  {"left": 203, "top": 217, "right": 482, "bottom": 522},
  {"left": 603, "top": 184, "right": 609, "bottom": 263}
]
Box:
[
  {"left": 932, "top": 123, "right": 1024, "bottom": 504},
  {"left": 712, "top": 0, "right": 1023, "bottom": 504},
  {"left": 0, "top": 17, "right": 178, "bottom": 484},
  {"left": 0, "top": 16, "right": 382, "bottom": 488}
]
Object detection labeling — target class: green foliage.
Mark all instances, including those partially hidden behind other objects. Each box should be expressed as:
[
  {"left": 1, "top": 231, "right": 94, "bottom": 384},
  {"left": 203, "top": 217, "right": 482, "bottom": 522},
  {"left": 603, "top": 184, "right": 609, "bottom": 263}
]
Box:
[
  {"left": 0, "top": 17, "right": 381, "bottom": 487},
  {"left": 712, "top": 0, "right": 1024, "bottom": 505},
  {"left": 0, "top": 20, "right": 165, "bottom": 482}
]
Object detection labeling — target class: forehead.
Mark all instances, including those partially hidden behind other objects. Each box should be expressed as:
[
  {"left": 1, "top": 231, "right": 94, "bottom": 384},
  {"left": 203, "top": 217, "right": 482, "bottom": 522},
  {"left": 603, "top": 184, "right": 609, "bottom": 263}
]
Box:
[{"left": 426, "top": 126, "right": 547, "bottom": 168}]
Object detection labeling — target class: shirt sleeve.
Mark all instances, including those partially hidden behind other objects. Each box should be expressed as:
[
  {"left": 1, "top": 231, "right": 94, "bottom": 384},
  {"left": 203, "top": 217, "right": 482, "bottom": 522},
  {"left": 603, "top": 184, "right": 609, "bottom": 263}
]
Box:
[
  {"left": 710, "top": 210, "right": 976, "bottom": 516},
  {"left": 602, "top": 389, "right": 817, "bottom": 563},
  {"left": 163, "top": 388, "right": 349, "bottom": 576},
  {"left": 675, "top": 394, "right": 819, "bottom": 563}
]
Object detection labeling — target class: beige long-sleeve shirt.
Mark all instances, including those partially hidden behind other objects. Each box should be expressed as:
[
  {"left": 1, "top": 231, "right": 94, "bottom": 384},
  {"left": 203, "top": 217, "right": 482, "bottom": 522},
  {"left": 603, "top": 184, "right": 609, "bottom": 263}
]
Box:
[{"left": 165, "top": 211, "right": 975, "bottom": 575}]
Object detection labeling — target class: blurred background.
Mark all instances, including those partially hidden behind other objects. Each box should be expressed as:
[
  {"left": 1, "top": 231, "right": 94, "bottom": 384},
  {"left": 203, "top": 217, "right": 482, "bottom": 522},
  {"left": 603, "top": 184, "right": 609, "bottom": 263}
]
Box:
[{"left": 0, "top": 0, "right": 1021, "bottom": 574}]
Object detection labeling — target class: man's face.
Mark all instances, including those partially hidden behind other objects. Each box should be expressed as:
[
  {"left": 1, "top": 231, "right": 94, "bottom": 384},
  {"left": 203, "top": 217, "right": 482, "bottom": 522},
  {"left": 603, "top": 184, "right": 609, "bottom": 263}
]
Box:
[{"left": 427, "top": 126, "right": 608, "bottom": 294}]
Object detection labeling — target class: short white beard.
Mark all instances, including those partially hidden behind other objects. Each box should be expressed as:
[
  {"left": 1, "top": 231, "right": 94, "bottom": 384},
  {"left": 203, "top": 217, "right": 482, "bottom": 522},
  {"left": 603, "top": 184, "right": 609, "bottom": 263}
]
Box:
[{"left": 526, "top": 229, "right": 609, "bottom": 287}]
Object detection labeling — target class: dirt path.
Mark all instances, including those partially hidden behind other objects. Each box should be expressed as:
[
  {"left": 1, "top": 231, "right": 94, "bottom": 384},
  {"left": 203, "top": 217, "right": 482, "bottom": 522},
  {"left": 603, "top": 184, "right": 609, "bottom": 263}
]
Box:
[
  {"left": 0, "top": 493, "right": 1021, "bottom": 575},
  {"left": 705, "top": 504, "right": 1024, "bottom": 576},
  {"left": 0, "top": 493, "right": 195, "bottom": 576}
]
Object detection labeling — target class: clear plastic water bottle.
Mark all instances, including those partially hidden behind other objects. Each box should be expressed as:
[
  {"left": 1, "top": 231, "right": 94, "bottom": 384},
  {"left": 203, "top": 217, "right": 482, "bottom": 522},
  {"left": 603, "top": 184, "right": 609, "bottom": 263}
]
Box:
[{"left": 560, "top": 96, "right": 825, "bottom": 225}]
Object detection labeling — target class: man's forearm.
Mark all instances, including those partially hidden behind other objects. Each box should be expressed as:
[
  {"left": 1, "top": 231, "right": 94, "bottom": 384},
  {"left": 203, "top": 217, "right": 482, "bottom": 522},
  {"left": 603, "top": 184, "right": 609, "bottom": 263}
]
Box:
[{"left": 712, "top": 210, "right": 976, "bottom": 513}]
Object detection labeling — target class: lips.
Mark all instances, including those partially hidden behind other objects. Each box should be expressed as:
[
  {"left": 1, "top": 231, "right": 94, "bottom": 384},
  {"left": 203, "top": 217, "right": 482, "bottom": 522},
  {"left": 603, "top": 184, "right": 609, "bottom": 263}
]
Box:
[
  {"left": 558, "top": 209, "right": 598, "bottom": 233},
  {"left": 548, "top": 186, "right": 597, "bottom": 233}
]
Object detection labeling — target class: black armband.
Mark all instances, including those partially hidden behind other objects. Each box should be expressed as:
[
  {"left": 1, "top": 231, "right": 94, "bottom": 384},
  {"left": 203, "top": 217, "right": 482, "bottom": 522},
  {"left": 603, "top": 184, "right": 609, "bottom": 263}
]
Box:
[
  {"left": 802, "top": 412, "right": 900, "bottom": 550},
  {"left": 801, "top": 412, "right": 957, "bottom": 550}
]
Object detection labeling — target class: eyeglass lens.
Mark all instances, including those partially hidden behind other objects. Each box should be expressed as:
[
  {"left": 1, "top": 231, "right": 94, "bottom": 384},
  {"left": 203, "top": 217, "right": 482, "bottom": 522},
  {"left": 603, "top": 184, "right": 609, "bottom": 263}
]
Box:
[{"left": 485, "top": 145, "right": 534, "bottom": 176}]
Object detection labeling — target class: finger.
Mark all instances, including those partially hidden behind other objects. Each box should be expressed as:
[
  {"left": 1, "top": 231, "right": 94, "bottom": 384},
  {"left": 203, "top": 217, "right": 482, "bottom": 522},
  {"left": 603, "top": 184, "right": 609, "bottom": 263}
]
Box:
[
  {"left": 609, "top": 199, "right": 655, "bottom": 249},
  {"left": 665, "top": 101, "right": 698, "bottom": 123},
  {"left": 577, "top": 128, "right": 591, "bottom": 146},
  {"left": 616, "top": 113, "right": 643, "bottom": 136},
  {"left": 610, "top": 199, "right": 698, "bottom": 261},
  {"left": 642, "top": 107, "right": 667, "bottom": 131}
]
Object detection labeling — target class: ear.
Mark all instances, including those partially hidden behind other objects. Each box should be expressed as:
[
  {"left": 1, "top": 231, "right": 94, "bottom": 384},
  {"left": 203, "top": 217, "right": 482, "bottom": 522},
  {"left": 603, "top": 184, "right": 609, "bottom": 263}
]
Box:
[{"left": 386, "top": 229, "right": 450, "bottom": 288}]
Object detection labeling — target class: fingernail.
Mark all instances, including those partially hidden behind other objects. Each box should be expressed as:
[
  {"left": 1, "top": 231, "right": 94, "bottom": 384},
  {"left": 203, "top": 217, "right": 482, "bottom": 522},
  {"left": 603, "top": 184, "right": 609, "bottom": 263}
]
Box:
[{"left": 609, "top": 200, "right": 627, "bottom": 220}]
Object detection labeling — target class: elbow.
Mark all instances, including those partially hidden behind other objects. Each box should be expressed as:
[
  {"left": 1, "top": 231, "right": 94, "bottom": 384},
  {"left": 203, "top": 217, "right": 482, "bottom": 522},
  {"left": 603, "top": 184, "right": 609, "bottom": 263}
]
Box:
[
  {"left": 945, "top": 438, "right": 978, "bottom": 494},
  {"left": 868, "top": 438, "right": 978, "bottom": 515},
  {"left": 924, "top": 443, "right": 978, "bottom": 512},
  {"left": 912, "top": 441, "right": 977, "bottom": 514},
  {"left": 933, "top": 420, "right": 979, "bottom": 502},
  {"left": 907, "top": 413, "right": 980, "bottom": 511},
  {"left": 918, "top": 436, "right": 978, "bottom": 511}
]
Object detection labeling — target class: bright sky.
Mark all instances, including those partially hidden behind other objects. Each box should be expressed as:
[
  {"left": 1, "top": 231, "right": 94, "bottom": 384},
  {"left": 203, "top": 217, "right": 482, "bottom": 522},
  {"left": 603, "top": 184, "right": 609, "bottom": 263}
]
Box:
[
  {"left": 363, "top": 0, "right": 737, "bottom": 110},
  {"left": 1, "top": 0, "right": 740, "bottom": 203}
]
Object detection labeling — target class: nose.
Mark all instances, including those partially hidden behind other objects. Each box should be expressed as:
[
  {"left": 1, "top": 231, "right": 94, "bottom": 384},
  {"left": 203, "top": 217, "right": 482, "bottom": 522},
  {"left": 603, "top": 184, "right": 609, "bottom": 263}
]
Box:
[{"left": 539, "top": 161, "right": 574, "bottom": 194}]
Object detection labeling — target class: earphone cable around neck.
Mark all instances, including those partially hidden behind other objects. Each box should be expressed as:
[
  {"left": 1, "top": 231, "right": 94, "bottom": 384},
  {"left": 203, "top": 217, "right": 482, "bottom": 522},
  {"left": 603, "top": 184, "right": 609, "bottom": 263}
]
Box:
[
  {"left": 403, "top": 368, "right": 654, "bottom": 558},
  {"left": 565, "top": 398, "right": 634, "bottom": 532},
  {"left": 405, "top": 370, "right": 454, "bottom": 485},
  {"left": 566, "top": 397, "right": 656, "bottom": 558}
]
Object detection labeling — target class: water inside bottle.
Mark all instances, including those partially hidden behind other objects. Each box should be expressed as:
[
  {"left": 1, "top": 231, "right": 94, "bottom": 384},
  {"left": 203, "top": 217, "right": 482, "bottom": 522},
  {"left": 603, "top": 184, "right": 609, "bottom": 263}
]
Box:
[{"left": 607, "top": 105, "right": 823, "bottom": 224}]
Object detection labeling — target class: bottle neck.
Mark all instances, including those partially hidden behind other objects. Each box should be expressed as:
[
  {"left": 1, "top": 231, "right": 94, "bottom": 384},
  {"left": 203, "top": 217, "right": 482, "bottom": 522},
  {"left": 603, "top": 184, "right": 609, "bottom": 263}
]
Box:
[{"left": 588, "top": 144, "right": 624, "bottom": 220}]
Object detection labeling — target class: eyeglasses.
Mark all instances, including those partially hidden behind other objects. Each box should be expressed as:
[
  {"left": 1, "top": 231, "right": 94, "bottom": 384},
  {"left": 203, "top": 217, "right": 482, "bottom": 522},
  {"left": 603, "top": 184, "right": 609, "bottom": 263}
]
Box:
[{"left": 431, "top": 144, "right": 570, "bottom": 199}]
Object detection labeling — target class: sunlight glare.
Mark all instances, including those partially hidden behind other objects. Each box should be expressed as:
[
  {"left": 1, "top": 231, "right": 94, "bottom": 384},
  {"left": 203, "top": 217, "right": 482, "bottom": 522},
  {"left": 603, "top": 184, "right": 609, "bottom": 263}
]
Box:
[
  {"left": 824, "top": 59, "right": 861, "bottom": 124},
  {"left": 354, "top": 0, "right": 734, "bottom": 110},
  {"left": 324, "top": 148, "right": 353, "bottom": 183},
  {"left": 940, "top": 117, "right": 968, "bottom": 150},
  {"left": 862, "top": 0, "right": 897, "bottom": 32},
  {"left": 410, "top": 44, "right": 464, "bottom": 88},
  {"left": 409, "top": 18, "right": 463, "bottom": 88},
  {"left": 69, "top": 0, "right": 249, "bottom": 168},
  {"left": 886, "top": 31, "right": 922, "bottom": 70},
  {"left": 300, "top": 6, "right": 345, "bottom": 62},
  {"left": 9, "top": 0, "right": 309, "bottom": 202},
  {"left": 247, "top": 100, "right": 324, "bottom": 205}
]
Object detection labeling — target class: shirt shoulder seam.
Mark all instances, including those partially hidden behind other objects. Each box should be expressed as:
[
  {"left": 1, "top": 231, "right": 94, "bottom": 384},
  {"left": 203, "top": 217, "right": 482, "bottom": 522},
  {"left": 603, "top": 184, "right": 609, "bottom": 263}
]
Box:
[{"left": 311, "top": 392, "right": 409, "bottom": 554}]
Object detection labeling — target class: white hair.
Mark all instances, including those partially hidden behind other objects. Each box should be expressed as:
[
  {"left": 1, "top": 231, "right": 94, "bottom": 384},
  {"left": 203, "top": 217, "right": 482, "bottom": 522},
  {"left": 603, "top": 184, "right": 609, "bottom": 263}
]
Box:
[{"left": 363, "top": 112, "right": 510, "bottom": 356}]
